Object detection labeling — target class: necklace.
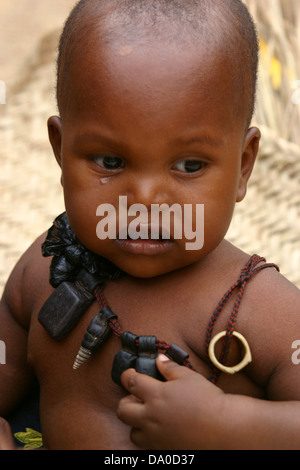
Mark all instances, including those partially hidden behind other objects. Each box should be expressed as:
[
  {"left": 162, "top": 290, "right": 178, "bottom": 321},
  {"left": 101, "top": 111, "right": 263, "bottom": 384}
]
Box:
[
  {"left": 39, "top": 213, "right": 194, "bottom": 385},
  {"left": 39, "top": 212, "right": 279, "bottom": 385}
]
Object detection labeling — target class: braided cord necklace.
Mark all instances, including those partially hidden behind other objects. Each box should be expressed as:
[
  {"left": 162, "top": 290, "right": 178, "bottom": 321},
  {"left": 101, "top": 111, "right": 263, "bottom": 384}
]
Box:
[{"left": 39, "top": 213, "right": 279, "bottom": 385}]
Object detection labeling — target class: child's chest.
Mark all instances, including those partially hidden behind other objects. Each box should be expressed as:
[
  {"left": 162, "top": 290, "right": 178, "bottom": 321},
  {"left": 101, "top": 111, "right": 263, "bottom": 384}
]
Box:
[{"left": 29, "top": 269, "right": 265, "bottom": 425}]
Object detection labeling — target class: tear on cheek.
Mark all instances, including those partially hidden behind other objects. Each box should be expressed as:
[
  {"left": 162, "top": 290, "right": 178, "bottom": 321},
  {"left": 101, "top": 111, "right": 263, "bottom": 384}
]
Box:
[{"left": 99, "top": 177, "right": 112, "bottom": 185}]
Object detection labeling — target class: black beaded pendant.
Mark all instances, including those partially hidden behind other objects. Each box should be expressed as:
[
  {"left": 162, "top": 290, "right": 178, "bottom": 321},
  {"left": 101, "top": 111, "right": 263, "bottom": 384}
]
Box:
[{"left": 111, "top": 332, "right": 165, "bottom": 385}]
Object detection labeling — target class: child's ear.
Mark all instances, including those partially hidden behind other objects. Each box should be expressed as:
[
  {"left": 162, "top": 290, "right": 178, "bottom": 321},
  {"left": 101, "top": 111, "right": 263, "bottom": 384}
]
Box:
[
  {"left": 236, "top": 127, "right": 261, "bottom": 203},
  {"left": 48, "top": 116, "right": 63, "bottom": 168}
]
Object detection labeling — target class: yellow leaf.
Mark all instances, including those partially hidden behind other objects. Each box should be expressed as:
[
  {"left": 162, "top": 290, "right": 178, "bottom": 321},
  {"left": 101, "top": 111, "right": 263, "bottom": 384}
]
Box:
[
  {"left": 270, "top": 56, "right": 282, "bottom": 90},
  {"left": 259, "top": 38, "right": 282, "bottom": 90},
  {"left": 14, "top": 428, "right": 43, "bottom": 449}
]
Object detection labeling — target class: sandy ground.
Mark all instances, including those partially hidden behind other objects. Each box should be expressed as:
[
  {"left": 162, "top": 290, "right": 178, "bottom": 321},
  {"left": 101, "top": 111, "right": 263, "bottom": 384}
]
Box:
[{"left": 0, "top": 0, "right": 75, "bottom": 83}]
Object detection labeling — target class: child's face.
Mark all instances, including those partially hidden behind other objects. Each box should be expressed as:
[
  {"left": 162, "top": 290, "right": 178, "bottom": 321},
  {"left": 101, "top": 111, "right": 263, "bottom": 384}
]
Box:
[{"left": 49, "top": 37, "right": 259, "bottom": 278}]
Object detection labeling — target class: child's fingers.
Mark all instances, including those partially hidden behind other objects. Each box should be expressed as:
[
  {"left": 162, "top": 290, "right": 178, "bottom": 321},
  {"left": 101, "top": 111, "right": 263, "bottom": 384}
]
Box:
[
  {"left": 120, "top": 368, "right": 162, "bottom": 401},
  {"left": 155, "top": 354, "right": 199, "bottom": 380},
  {"left": 0, "top": 417, "right": 16, "bottom": 450},
  {"left": 120, "top": 357, "right": 203, "bottom": 402},
  {"left": 117, "top": 397, "right": 156, "bottom": 450},
  {"left": 130, "top": 427, "right": 148, "bottom": 449},
  {"left": 117, "top": 394, "right": 145, "bottom": 427}
]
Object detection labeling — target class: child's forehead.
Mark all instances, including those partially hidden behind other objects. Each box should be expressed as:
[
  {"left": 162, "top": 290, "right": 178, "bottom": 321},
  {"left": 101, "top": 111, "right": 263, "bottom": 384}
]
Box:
[
  {"left": 63, "top": 34, "right": 245, "bottom": 137},
  {"left": 69, "top": 32, "right": 230, "bottom": 96},
  {"left": 63, "top": 0, "right": 235, "bottom": 78},
  {"left": 68, "top": 19, "right": 236, "bottom": 90}
]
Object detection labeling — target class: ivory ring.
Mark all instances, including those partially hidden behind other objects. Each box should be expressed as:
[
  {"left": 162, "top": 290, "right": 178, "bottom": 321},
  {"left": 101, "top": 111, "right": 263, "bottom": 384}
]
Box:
[{"left": 208, "top": 331, "right": 252, "bottom": 375}]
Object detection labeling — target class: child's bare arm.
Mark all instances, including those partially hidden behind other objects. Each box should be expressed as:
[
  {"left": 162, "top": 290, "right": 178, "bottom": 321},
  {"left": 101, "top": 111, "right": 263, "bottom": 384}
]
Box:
[
  {"left": 0, "top": 418, "right": 18, "bottom": 450},
  {"left": 0, "top": 250, "right": 37, "bottom": 415},
  {"left": 118, "top": 357, "right": 300, "bottom": 450},
  {"left": 248, "top": 270, "right": 300, "bottom": 403}
]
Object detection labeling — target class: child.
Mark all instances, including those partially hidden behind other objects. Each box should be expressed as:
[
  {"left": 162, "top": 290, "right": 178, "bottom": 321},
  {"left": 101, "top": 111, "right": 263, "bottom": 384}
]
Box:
[{"left": 1, "top": 0, "right": 300, "bottom": 450}]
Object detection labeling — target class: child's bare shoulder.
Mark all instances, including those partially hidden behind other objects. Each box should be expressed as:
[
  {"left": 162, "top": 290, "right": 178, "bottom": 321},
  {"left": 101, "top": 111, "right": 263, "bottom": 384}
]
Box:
[
  {"left": 244, "top": 264, "right": 300, "bottom": 355},
  {"left": 2, "top": 232, "right": 52, "bottom": 329},
  {"left": 245, "top": 262, "right": 300, "bottom": 320},
  {"left": 240, "top": 264, "right": 300, "bottom": 398}
]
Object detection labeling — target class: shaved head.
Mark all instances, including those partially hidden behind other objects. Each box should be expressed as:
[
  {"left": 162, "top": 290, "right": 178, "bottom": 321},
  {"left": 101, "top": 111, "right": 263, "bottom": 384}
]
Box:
[{"left": 56, "top": 0, "right": 259, "bottom": 128}]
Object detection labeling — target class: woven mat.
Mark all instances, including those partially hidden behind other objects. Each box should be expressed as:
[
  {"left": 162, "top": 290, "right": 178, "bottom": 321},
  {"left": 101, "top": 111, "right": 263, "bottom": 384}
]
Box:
[
  {"left": 1, "top": 31, "right": 300, "bottom": 296},
  {"left": 228, "top": 125, "right": 300, "bottom": 287}
]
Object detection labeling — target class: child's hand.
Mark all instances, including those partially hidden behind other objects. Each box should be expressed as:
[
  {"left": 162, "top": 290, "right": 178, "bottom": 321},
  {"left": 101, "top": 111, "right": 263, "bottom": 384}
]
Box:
[
  {"left": 0, "top": 417, "right": 18, "bottom": 450},
  {"left": 117, "top": 355, "right": 225, "bottom": 450}
]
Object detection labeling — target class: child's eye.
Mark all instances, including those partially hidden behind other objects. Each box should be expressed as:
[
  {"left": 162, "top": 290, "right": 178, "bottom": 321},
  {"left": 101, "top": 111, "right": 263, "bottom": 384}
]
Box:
[
  {"left": 173, "top": 160, "right": 205, "bottom": 174},
  {"left": 93, "top": 155, "right": 125, "bottom": 170}
]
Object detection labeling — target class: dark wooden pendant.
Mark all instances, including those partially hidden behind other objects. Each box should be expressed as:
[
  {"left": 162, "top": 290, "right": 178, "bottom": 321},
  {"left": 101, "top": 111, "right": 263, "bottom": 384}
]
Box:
[
  {"left": 38, "top": 270, "right": 104, "bottom": 341},
  {"left": 111, "top": 332, "right": 165, "bottom": 385}
]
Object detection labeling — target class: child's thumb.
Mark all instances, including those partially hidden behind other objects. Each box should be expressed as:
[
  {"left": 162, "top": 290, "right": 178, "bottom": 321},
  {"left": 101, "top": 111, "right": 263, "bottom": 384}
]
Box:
[
  {"left": 0, "top": 417, "right": 16, "bottom": 450},
  {"left": 156, "top": 354, "right": 193, "bottom": 381}
]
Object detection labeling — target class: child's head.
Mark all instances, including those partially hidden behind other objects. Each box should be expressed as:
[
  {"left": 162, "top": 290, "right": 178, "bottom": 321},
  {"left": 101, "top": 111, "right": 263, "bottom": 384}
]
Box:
[
  {"left": 48, "top": 0, "right": 260, "bottom": 278},
  {"left": 56, "top": 0, "right": 259, "bottom": 128}
]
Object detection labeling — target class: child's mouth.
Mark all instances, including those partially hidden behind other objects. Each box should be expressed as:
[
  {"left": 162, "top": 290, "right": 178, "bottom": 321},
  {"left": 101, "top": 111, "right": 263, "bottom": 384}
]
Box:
[
  {"left": 116, "top": 237, "right": 173, "bottom": 255},
  {"left": 116, "top": 224, "right": 173, "bottom": 255}
]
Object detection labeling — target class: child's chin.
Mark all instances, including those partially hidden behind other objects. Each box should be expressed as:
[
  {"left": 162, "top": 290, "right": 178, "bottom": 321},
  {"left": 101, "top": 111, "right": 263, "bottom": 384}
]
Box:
[
  {"left": 115, "top": 257, "right": 190, "bottom": 279},
  {"left": 130, "top": 267, "right": 170, "bottom": 279}
]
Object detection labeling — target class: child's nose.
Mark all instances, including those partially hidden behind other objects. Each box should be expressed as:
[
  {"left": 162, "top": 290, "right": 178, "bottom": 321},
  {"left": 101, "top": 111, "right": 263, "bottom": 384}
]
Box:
[{"left": 127, "top": 175, "right": 169, "bottom": 209}]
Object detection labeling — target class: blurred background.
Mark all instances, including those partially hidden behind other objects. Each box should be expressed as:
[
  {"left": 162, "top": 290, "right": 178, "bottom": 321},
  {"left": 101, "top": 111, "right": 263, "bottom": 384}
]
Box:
[{"left": 0, "top": 0, "right": 300, "bottom": 295}]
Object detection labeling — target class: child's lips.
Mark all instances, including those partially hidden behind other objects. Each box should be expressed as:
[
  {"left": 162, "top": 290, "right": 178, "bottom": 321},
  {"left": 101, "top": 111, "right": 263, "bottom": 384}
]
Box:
[
  {"left": 116, "top": 238, "right": 174, "bottom": 256},
  {"left": 120, "top": 222, "right": 171, "bottom": 238},
  {"left": 116, "top": 223, "right": 174, "bottom": 255}
]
